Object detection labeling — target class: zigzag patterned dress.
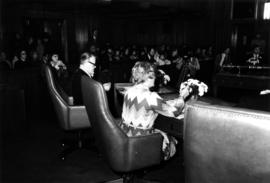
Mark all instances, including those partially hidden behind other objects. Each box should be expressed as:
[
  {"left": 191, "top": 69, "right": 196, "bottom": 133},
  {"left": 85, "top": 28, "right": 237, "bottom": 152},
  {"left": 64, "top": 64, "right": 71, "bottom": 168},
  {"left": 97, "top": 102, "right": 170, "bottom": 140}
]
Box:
[{"left": 118, "top": 84, "right": 185, "bottom": 160}]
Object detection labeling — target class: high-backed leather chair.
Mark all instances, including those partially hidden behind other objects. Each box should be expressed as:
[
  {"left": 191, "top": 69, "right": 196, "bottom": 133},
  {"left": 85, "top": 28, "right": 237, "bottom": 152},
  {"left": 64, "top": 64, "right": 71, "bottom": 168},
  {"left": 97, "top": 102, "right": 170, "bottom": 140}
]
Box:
[
  {"left": 43, "top": 64, "right": 91, "bottom": 160},
  {"left": 81, "top": 76, "right": 163, "bottom": 182},
  {"left": 184, "top": 102, "right": 270, "bottom": 183}
]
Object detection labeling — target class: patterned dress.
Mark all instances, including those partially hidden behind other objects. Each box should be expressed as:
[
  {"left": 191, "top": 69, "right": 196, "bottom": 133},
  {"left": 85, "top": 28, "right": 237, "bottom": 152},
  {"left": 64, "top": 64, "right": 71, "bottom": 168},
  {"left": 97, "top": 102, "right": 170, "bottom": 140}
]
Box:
[{"left": 118, "top": 84, "right": 185, "bottom": 160}]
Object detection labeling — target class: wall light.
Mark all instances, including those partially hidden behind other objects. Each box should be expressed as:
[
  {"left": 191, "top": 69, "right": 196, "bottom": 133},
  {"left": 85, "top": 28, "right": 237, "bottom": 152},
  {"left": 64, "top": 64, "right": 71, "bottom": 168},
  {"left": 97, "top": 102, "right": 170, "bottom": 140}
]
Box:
[{"left": 263, "top": 2, "right": 270, "bottom": 19}]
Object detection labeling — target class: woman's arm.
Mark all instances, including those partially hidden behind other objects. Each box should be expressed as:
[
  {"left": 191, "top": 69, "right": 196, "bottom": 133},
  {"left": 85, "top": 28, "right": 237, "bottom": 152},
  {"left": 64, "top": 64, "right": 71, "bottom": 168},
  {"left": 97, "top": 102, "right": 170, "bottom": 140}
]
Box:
[
  {"left": 58, "top": 61, "right": 67, "bottom": 69},
  {"left": 149, "top": 92, "right": 185, "bottom": 118}
]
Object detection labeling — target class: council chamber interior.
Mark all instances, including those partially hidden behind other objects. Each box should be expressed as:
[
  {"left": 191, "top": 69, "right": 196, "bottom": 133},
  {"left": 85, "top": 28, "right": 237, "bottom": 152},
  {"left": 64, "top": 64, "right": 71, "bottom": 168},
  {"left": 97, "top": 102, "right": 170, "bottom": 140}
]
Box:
[{"left": 1, "top": 0, "right": 270, "bottom": 182}]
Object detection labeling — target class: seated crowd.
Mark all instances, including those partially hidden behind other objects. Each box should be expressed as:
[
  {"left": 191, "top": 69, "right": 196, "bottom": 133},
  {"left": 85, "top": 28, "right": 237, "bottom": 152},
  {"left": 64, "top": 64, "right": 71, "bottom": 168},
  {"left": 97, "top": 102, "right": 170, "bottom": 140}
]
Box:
[{"left": 1, "top": 33, "right": 218, "bottom": 92}]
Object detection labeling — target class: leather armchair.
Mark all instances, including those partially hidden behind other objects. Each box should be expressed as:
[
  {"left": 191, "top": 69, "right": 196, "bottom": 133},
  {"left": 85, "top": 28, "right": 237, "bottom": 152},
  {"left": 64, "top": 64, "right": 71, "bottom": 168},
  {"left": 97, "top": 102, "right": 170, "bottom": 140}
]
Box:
[
  {"left": 43, "top": 64, "right": 91, "bottom": 159},
  {"left": 81, "top": 76, "right": 163, "bottom": 182},
  {"left": 184, "top": 102, "right": 270, "bottom": 183}
]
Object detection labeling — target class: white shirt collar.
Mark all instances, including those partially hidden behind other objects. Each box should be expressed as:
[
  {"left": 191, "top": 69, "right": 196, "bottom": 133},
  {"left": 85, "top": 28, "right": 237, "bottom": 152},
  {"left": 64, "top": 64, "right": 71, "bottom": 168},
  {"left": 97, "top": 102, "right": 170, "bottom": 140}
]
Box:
[{"left": 79, "top": 65, "right": 92, "bottom": 78}]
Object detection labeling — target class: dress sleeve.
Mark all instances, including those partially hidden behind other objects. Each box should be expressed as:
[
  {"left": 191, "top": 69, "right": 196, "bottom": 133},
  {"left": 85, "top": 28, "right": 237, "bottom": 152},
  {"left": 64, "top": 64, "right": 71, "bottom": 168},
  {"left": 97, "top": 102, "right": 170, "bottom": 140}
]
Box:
[{"left": 148, "top": 92, "right": 184, "bottom": 118}]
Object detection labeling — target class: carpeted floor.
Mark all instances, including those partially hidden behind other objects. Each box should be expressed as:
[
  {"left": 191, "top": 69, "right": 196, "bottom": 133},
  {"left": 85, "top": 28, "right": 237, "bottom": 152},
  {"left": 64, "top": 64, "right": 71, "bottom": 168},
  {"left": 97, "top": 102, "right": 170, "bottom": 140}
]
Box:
[{"left": 2, "top": 118, "right": 185, "bottom": 183}]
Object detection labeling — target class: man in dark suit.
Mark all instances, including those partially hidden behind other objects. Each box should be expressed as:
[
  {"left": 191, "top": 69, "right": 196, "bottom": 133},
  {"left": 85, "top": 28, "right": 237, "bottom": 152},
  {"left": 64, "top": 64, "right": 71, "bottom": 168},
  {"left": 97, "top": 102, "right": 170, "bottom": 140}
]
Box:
[{"left": 72, "top": 52, "right": 111, "bottom": 105}]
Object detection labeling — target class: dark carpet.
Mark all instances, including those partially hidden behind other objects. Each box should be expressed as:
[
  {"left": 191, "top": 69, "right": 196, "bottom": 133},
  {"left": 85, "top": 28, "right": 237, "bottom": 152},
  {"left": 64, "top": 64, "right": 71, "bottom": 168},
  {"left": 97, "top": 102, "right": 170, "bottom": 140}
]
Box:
[{"left": 2, "top": 117, "right": 185, "bottom": 183}]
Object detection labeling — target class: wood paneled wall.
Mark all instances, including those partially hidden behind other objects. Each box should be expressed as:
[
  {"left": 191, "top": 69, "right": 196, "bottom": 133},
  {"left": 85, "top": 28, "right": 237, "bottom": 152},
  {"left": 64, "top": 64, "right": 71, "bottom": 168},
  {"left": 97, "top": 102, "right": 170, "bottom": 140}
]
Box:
[
  {"left": 3, "top": 0, "right": 232, "bottom": 62},
  {"left": 0, "top": 0, "right": 3, "bottom": 50}
]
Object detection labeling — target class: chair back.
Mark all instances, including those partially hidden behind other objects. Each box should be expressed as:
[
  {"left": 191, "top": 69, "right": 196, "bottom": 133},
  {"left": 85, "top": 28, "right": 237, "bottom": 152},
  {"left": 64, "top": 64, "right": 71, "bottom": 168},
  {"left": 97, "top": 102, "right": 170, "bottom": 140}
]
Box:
[
  {"left": 43, "top": 65, "right": 90, "bottom": 130},
  {"left": 81, "top": 76, "right": 129, "bottom": 170},
  {"left": 81, "top": 76, "right": 163, "bottom": 172},
  {"left": 184, "top": 102, "right": 270, "bottom": 183}
]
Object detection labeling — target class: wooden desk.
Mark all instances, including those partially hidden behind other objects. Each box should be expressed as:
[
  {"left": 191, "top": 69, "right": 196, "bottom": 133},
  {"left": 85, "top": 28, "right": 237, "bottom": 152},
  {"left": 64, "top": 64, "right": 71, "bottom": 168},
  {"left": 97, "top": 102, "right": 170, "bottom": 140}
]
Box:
[{"left": 212, "top": 73, "right": 270, "bottom": 97}]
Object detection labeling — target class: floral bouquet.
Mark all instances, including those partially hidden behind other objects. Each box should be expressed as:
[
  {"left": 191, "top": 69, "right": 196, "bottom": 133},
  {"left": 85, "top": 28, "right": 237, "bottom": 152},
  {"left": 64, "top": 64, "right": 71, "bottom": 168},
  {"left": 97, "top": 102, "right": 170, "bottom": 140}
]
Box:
[{"left": 179, "top": 79, "right": 208, "bottom": 101}]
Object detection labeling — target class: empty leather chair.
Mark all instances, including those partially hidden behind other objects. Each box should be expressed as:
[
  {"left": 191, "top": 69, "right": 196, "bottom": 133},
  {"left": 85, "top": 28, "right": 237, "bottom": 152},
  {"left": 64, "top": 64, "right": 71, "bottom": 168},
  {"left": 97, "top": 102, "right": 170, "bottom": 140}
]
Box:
[
  {"left": 81, "top": 75, "right": 163, "bottom": 182},
  {"left": 43, "top": 64, "right": 91, "bottom": 160},
  {"left": 184, "top": 102, "right": 270, "bottom": 183}
]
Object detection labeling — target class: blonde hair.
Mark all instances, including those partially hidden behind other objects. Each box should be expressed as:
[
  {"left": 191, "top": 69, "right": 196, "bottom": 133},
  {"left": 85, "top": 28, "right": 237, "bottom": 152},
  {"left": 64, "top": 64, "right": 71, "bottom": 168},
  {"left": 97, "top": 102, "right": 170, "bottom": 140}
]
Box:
[{"left": 131, "top": 61, "right": 155, "bottom": 84}]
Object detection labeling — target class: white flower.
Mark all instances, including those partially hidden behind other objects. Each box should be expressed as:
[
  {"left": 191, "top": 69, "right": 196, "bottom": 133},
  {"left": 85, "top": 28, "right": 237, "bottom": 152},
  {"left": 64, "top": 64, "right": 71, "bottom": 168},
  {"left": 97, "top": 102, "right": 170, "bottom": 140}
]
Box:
[
  {"left": 164, "top": 75, "right": 170, "bottom": 82},
  {"left": 179, "top": 79, "right": 208, "bottom": 98},
  {"left": 158, "top": 69, "right": 165, "bottom": 75}
]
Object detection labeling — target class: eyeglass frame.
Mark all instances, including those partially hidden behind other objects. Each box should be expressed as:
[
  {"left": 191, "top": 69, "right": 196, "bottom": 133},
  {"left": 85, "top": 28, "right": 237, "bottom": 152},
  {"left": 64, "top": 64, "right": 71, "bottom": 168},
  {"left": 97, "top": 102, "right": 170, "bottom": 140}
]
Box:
[
  {"left": 88, "top": 61, "right": 96, "bottom": 66},
  {"left": 86, "top": 57, "right": 96, "bottom": 67}
]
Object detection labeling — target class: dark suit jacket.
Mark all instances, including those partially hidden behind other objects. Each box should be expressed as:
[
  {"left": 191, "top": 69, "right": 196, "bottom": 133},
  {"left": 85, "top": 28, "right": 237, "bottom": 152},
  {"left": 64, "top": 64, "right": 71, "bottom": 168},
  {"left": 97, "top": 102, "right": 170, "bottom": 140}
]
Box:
[
  {"left": 14, "top": 60, "right": 29, "bottom": 69},
  {"left": 71, "top": 68, "right": 117, "bottom": 116},
  {"left": 71, "top": 69, "right": 89, "bottom": 105}
]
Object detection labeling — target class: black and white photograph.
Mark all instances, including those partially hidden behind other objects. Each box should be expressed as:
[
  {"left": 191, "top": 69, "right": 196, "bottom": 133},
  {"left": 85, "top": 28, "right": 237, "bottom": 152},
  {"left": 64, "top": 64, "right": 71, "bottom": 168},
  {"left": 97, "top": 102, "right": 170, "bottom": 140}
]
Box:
[{"left": 1, "top": 0, "right": 270, "bottom": 182}]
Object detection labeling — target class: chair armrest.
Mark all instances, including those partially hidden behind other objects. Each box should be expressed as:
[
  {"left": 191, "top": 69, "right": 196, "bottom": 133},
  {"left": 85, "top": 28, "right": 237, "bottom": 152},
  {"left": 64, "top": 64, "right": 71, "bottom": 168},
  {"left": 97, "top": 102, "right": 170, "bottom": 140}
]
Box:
[
  {"left": 56, "top": 84, "right": 74, "bottom": 105},
  {"left": 68, "top": 105, "right": 91, "bottom": 130},
  {"left": 126, "top": 133, "right": 163, "bottom": 171},
  {"left": 67, "top": 96, "right": 74, "bottom": 106}
]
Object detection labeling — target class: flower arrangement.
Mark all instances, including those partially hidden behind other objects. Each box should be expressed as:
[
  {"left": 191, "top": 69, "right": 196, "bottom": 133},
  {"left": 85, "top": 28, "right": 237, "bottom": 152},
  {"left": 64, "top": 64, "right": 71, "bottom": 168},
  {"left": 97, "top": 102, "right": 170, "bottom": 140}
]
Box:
[{"left": 179, "top": 79, "right": 208, "bottom": 101}]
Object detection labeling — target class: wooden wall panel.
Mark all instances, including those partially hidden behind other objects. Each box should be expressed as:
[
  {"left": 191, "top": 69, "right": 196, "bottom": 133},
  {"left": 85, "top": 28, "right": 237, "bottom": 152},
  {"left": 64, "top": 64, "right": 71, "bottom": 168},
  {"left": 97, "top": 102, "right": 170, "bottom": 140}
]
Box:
[{"left": 3, "top": 0, "right": 233, "bottom": 59}]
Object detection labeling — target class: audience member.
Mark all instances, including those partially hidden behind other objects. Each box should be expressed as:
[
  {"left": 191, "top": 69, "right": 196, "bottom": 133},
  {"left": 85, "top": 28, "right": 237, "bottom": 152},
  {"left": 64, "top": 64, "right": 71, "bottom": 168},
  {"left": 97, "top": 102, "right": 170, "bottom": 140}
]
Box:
[
  {"left": 214, "top": 47, "right": 231, "bottom": 73},
  {"left": 246, "top": 45, "right": 263, "bottom": 66},
  {"left": 13, "top": 50, "right": 29, "bottom": 69},
  {"left": 147, "top": 47, "right": 156, "bottom": 63},
  {"left": 50, "top": 54, "right": 67, "bottom": 71},
  {"left": 49, "top": 53, "right": 68, "bottom": 83}
]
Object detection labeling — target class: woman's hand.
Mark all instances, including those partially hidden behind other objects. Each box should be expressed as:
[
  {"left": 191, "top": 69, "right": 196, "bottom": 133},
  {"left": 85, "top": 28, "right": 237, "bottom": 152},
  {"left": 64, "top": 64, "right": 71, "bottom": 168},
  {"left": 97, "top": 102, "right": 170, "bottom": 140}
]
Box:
[
  {"left": 175, "top": 97, "right": 185, "bottom": 108},
  {"left": 179, "top": 86, "right": 190, "bottom": 100}
]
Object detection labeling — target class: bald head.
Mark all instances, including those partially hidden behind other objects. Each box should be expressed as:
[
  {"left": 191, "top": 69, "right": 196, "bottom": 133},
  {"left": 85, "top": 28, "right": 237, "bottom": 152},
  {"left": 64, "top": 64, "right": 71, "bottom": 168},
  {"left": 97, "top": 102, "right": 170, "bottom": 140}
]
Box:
[{"left": 80, "top": 52, "right": 96, "bottom": 65}]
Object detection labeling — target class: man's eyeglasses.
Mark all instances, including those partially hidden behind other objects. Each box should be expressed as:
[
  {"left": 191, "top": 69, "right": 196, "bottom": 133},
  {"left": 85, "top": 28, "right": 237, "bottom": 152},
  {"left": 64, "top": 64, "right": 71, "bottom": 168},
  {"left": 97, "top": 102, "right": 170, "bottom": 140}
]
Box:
[{"left": 88, "top": 61, "right": 96, "bottom": 66}]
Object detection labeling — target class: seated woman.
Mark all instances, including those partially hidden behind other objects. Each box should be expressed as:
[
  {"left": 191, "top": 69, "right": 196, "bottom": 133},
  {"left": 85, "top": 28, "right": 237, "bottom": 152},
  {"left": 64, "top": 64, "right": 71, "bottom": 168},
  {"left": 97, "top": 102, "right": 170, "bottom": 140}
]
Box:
[
  {"left": 118, "top": 61, "right": 189, "bottom": 160},
  {"left": 13, "top": 50, "right": 30, "bottom": 69},
  {"left": 49, "top": 53, "right": 68, "bottom": 80},
  {"left": 50, "top": 53, "right": 67, "bottom": 71},
  {"left": 49, "top": 53, "right": 69, "bottom": 89}
]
